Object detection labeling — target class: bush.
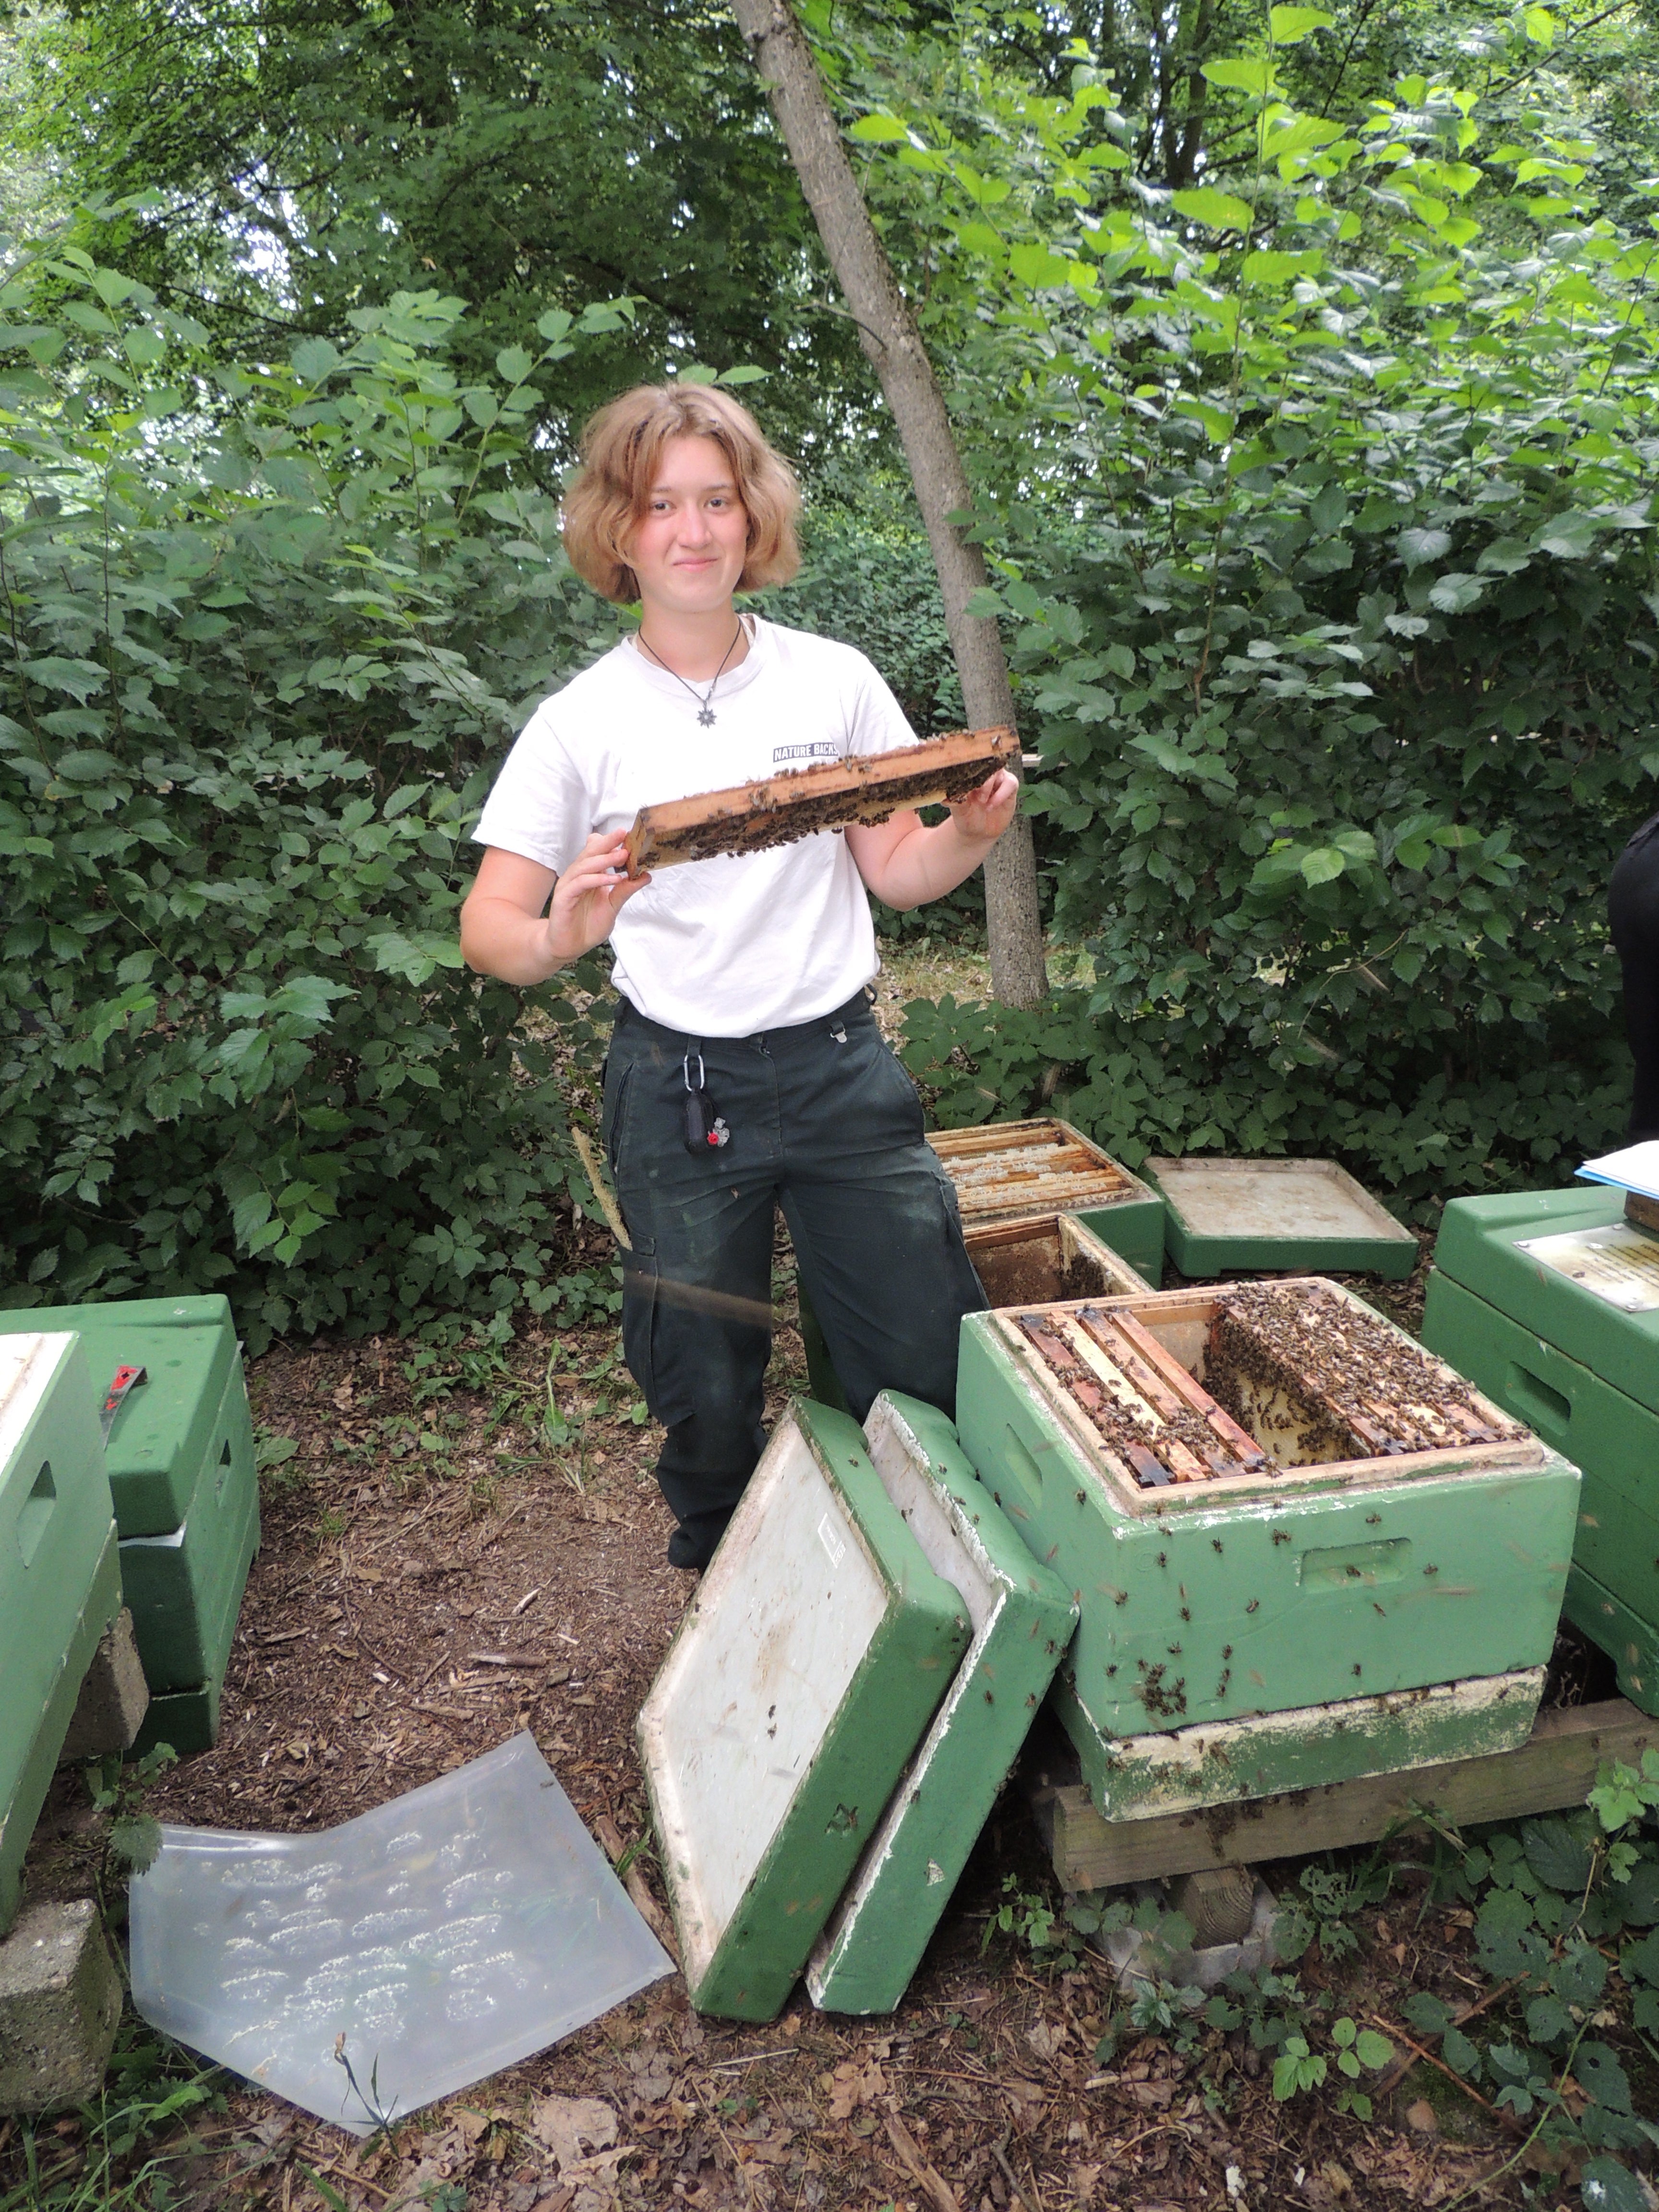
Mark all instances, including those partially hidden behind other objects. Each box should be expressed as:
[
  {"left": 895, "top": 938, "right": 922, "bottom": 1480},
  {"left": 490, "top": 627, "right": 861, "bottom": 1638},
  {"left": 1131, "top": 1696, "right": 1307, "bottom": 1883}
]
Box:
[
  {"left": 1, "top": 253, "right": 630, "bottom": 1347},
  {"left": 852, "top": 56, "right": 1659, "bottom": 1198}
]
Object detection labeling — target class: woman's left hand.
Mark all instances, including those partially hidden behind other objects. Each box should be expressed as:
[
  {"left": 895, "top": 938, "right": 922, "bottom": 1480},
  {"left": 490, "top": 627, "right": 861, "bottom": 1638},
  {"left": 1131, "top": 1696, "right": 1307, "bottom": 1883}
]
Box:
[{"left": 948, "top": 768, "right": 1020, "bottom": 846}]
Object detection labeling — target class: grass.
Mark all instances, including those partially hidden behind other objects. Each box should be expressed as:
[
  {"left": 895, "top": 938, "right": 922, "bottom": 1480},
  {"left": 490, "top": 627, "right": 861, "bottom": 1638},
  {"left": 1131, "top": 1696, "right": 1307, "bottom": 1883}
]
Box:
[{"left": 0, "top": 2027, "right": 223, "bottom": 2212}]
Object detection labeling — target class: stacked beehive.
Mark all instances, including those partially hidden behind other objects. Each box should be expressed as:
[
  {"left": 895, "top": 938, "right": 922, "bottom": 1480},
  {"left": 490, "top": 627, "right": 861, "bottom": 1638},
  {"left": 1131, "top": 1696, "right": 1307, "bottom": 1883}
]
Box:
[
  {"left": 0, "top": 1334, "right": 120, "bottom": 1930},
  {"left": 957, "top": 1278, "right": 1579, "bottom": 1818},
  {"left": 927, "top": 1118, "right": 1166, "bottom": 1282},
  {"left": 0, "top": 1297, "right": 258, "bottom": 1755},
  {"left": 1422, "top": 1187, "right": 1659, "bottom": 1714}
]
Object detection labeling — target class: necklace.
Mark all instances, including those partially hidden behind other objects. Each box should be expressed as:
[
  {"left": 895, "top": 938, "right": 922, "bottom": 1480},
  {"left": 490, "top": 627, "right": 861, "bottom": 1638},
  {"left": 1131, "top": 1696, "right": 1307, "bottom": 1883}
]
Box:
[{"left": 637, "top": 620, "right": 744, "bottom": 727}]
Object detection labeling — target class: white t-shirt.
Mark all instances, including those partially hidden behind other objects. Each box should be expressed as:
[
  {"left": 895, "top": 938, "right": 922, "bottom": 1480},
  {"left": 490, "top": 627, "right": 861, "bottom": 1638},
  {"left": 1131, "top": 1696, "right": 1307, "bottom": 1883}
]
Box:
[{"left": 471, "top": 616, "right": 915, "bottom": 1036}]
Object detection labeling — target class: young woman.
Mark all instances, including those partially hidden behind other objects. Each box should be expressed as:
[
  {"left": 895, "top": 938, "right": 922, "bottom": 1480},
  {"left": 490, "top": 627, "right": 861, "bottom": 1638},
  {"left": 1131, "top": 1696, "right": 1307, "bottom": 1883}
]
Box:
[{"left": 460, "top": 384, "right": 1019, "bottom": 1569}]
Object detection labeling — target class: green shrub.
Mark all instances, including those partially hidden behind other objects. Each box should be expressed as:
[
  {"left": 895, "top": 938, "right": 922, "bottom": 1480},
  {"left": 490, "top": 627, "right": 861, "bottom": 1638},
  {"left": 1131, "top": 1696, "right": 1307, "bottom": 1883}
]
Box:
[
  {"left": 858, "top": 53, "right": 1659, "bottom": 1199},
  {"left": 0, "top": 247, "right": 628, "bottom": 1347}
]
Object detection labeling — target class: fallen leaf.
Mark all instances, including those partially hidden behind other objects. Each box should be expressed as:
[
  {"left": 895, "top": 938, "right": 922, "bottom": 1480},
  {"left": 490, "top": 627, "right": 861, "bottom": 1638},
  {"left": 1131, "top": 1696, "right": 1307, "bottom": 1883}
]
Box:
[
  {"left": 1125, "top": 2079, "right": 1176, "bottom": 2109},
  {"left": 1026, "top": 2019, "right": 1069, "bottom": 2062},
  {"left": 530, "top": 2095, "right": 618, "bottom": 2171},
  {"left": 1002, "top": 2076, "right": 1047, "bottom": 2130}
]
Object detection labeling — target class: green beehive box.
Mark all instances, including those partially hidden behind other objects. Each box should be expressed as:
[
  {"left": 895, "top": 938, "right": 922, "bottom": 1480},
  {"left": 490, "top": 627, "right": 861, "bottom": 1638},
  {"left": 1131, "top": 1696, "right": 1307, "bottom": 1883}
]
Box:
[
  {"left": 638, "top": 1398, "right": 969, "bottom": 2021},
  {"left": 1146, "top": 1157, "right": 1418, "bottom": 1281},
  {"left": 1423, "top": 1188, "right": 1659, "bottom": 1714},
  {"left": 130, "top": 1677, "right": 223, "bottom": 1763},
  {"left": 1430, "top": 1188, "right": 1659, "bottom": 1410},
  {"left": 0, "top": 1295, "right": 246, "bottom": 1536},
  {"left": 806, "top": 1394, "right": 1077, "bottom": 2015},
  {"left": 956, "top": 1280, "right": 1579, "bottom": 1819},
  {"left": 928, "top": 1120, "right": 1166, "bottom": 1283},
  {"left": 0, "top": 1333, "right": 121, "bottom": 1932},
  {"left": 0, "top": 1296, "right": 259, "bottom": 1749},
  {"left": 120, "top": 1360, "right": 259, "bottom": 1698}
]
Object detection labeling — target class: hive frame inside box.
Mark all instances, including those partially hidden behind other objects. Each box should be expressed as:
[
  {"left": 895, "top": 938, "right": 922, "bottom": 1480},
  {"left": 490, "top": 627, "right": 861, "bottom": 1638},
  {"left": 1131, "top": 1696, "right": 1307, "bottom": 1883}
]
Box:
[
  {"left": 956, "top": 1280, "right": 1579, "bottom": 1820},
  {"left": 927, "top": 1118, "right": 1166, "bottom": 1282},
  {"left": 1146, "top": 1157, "right": 1417, "bottom": 1281},
  {"left": 637, "top": 1399, "right": 968, "bottom": 2022},
  {"left": 989, "top": 1283, "right": 1542, "bottom": 1511},
  {"left": 805, "top": 1394, "right": 1075, "bottom": 2015}
]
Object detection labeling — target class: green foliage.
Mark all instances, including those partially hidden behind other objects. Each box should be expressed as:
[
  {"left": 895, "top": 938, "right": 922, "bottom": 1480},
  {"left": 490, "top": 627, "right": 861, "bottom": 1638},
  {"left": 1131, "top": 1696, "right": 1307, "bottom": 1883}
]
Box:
[
  {"left": 85, "top": 1743, "right": 178, "bottom": 1882},
  {"left": 1589, "top": 1749, "right": 1659, "bottom": 1837},
  {"left": 860, "top": 10, "right": 1659, "bottom": 1194},
  {"left": 17, "top": 0, "right": 873, "bottom": 460},
  {"left": 0, "top": 2026, "right": 222, "bottom": 2212},
  {"left": 1391, "top": 1771, "right": 1659, "bottom": 2192},
  {"left": 0, "top": 232, "right": 628, "bottom": 1348},
  {"left": 1272, "top": 1854, "right": 1393, "bottom": 1964},
  {"left": 982, "top": 1872, "right": 1065, "bottom": 1959},
  {"left": 863, "top": 9, "right": 1654, "bottom": 1194}
]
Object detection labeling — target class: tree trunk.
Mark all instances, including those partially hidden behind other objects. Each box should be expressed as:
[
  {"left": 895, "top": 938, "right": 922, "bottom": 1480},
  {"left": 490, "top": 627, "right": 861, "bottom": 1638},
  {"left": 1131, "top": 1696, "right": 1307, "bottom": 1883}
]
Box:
[{"left": 730, "top": 0, "right": 1049, "bottom": 1010}]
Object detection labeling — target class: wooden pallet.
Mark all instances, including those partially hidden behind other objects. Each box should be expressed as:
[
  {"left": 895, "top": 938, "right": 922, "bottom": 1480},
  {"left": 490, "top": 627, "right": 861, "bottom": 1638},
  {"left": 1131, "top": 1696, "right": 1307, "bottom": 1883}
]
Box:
[
  {"left": 1023, "top": 1697, "right": 1657, "bottom": 1891},
  {"left": 625, "top": 725, "right": 1017, "bottom": 872}
]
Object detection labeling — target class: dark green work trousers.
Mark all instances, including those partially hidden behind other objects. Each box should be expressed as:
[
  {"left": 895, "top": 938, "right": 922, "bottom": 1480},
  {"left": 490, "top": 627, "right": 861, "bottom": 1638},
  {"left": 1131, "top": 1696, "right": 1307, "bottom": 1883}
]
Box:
[{"left": 601, "top": 988, "right": 986, "bottom": 1569}]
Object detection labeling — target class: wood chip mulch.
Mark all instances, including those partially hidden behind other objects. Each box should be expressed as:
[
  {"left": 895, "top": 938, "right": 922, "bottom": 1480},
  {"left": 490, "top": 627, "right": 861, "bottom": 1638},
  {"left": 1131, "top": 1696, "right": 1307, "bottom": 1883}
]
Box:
[{"left": 8, "top": 1234, "right": 1564, "bottom": 2212}]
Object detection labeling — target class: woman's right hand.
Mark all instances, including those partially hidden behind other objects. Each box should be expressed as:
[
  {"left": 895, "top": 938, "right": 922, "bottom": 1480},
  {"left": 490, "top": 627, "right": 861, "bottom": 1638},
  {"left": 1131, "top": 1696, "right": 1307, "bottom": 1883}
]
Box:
[
  {"left": 545, "top": 830, "right": 652, "bottom": 964},
  {"left": 460, "top": 835, "right": 651, "bottom": 985}
]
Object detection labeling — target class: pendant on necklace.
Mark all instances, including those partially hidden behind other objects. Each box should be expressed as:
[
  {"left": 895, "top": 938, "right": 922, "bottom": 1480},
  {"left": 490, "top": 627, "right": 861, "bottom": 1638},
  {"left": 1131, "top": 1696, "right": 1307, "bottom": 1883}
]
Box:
[{"left": 697, "top": 707, "right": 716, "bottom": 728}]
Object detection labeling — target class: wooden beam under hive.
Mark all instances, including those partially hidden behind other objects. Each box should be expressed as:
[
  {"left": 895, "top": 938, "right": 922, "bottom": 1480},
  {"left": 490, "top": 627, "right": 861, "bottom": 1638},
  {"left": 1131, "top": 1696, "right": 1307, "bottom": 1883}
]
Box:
[{"left": 624, "top": 725, "right": 1017, "bottom": 873}]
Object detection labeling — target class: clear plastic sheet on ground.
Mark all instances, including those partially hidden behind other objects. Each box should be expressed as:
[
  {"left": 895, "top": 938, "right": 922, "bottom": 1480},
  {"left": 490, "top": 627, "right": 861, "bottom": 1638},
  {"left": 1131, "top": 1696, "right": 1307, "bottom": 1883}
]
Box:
[{"left": 129, "top": 1731, "right": 673, "bottom": 2133}]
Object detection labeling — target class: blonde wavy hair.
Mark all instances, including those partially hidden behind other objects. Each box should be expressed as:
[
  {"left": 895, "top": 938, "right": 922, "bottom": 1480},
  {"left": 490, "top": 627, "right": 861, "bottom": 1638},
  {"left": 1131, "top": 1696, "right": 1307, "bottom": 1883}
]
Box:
[{"left": 561, "top": 383, "right": 802, "bottom": 604}]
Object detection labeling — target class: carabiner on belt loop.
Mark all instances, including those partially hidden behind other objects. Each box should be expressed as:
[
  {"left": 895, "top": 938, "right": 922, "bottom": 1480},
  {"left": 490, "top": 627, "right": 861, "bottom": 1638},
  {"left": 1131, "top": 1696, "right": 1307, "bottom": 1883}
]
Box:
[{"left": 681, "top": 1050, "right": 730, "bottom": 1153}]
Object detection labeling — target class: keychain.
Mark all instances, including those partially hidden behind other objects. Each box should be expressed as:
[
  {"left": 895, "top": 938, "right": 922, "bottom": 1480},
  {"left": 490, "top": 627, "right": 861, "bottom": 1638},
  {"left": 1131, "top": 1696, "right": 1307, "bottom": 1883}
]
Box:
[{"left": 682, "top": 1053, "right": 731, "bottom": 1155}]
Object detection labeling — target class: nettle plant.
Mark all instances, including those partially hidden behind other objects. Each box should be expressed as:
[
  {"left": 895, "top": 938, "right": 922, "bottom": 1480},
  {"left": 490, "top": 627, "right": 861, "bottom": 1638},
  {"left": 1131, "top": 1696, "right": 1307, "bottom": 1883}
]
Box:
[
  {"left": 1395, "top": 1759, "right": 1659, "bottom": 2204},
  {"left": 0, "top": 223, "right": 635, "bottom": 1346},
  {"left": 850, "top": 6, "right": 1659, "bottom": 1200}
]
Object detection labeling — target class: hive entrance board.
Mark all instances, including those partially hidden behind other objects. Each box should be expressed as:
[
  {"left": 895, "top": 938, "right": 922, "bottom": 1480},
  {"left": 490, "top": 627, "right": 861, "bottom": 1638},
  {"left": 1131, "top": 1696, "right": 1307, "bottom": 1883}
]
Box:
[
  {"left": 1147, "top": 1157, "right": 1416, "bottom": 1280},
  {"left": 967, "top": 1212, "right": 1150, "bottom": 1310},
  {"left": 624, "top": 726, "right": 1017, "bottom": 872},
  {"left": 1000, "top": 1278, "right": 1532, "bottom": 1508},
  {"left": 637, "top": 1400, "right": 968, "bottom": 2021}
]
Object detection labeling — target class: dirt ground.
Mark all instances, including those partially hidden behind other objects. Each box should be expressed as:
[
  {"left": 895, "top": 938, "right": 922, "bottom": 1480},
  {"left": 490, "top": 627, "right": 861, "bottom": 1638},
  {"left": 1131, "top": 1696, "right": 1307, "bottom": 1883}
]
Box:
[
  {"left": 13, "top": 1239, "right": 1610, "bottom": 2212},
  {"left": 2, "top": 948, "right": 1632, "bottom": 2212}
]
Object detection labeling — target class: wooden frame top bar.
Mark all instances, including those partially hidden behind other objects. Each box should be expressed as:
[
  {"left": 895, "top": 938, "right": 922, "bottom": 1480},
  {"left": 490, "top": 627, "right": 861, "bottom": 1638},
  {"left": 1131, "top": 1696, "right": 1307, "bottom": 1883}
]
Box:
[
  {"left": 625, "top": 725, "right": 1018, "bottom": 872},
  {"left": 927, "top": 1116, "right": 1144, "bottom": 1224},
  {"left": 990, "top": 1277, "right": 1542, "bottom": 1515}
]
